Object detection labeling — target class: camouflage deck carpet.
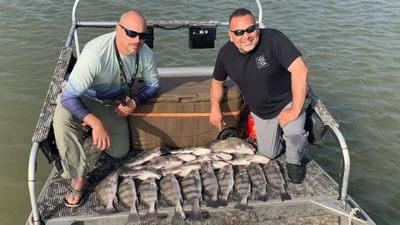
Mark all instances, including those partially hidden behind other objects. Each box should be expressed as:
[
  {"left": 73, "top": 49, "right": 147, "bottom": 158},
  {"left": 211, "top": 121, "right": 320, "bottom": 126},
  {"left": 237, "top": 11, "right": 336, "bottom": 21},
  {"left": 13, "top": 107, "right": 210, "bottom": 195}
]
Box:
[{"left": 37, "top": 139, "right": 342, "bottom": 225}]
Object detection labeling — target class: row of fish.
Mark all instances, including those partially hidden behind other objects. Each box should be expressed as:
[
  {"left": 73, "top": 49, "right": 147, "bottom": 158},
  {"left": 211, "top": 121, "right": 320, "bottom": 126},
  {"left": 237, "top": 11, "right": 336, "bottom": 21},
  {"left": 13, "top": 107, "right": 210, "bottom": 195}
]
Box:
[{"left": 96, "top": 137, "right": 291, "bottom": 224}]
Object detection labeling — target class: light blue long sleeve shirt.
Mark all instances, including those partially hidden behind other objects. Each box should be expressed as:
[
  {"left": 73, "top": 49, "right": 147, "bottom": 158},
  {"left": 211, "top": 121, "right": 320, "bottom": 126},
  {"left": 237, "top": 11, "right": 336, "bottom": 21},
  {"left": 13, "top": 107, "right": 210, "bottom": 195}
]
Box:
[{"left": 61, "top": 32, "right": 159, "bottom": 120}]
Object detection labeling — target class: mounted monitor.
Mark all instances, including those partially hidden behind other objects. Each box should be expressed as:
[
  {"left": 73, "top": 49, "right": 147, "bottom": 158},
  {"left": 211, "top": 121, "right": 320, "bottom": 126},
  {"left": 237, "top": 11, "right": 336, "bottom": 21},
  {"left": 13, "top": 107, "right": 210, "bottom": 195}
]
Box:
[
  {"left": 189, "top": 25, "right": 216, "bottom": 49},
  {"left": 145, "top": 25, "right": 155, "bottom": 48}
]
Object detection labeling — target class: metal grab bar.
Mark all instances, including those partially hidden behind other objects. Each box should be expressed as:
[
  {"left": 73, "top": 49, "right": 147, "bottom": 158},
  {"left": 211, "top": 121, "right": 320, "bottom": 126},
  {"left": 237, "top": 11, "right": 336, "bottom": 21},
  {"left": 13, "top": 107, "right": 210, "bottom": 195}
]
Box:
[
  {"left": 70, "top": 0, "right": 265, "bottom": 57},
  {"left": 330, "top": 125, "right": 350, "bottom": 209},
  {"left": 307, "top": 87, "right": 350, "bottom": 209},
  {"left": 28, "top": 142, "right": 41, "bottom": 225},
  {"left": 71, "top": 0, "right": 264, "bottom": 26},
  {"left": 72, "top": 0, "right": 81, "bottom": 54},
  {"left": 27, "top": 47, "right": 73, "bottom": 225}
]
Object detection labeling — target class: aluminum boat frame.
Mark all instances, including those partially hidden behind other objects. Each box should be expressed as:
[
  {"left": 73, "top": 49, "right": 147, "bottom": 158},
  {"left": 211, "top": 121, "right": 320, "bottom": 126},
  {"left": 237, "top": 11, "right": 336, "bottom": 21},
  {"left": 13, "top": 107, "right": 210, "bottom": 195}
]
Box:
[{"left": 27, "top": 1, "right": 376, "bottom": 224}]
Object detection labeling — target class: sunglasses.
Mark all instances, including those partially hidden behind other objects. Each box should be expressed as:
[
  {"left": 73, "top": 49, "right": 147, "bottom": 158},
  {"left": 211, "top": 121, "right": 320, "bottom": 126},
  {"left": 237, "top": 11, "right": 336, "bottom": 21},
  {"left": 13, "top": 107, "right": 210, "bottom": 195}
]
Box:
[
  {"left": 230, "top": 24, "right": 257, "bottom": 36},
  {"left": 119, "top": 24, "right": 148, "bottom": 40}
]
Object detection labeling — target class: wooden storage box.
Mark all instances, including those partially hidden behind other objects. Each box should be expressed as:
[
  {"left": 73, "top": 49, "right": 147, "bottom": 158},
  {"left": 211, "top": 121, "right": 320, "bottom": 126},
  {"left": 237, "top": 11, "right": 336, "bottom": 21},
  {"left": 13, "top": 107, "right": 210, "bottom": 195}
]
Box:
[{"left": 129, "top": 76, "right": 243, "bottom": 150}]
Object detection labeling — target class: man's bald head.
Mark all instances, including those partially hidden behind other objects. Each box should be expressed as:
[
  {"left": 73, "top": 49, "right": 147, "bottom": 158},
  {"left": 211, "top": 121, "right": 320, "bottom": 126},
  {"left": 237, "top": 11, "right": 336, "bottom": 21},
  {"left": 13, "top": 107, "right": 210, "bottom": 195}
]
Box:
[
  {"left": 115, "top": 10, "right": 148, "bottom": 56},
  {"left": 119, "top": 10, "right": 146, "bottom": 31}
]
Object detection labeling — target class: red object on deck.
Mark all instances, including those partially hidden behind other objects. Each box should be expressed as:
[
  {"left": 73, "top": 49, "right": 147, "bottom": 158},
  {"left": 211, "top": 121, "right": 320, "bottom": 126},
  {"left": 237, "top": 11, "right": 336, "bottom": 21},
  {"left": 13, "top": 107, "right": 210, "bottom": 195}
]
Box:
[{"left": 246, "top": 114, "right": 257, "bottom": 140}]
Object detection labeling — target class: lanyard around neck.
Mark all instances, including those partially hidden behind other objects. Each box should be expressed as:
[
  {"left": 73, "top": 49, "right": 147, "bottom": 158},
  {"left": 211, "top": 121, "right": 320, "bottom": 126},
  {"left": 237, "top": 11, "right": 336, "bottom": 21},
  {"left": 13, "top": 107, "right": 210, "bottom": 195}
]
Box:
[{"left": 113, "top": 38, "right": 139, "bottom": 90}]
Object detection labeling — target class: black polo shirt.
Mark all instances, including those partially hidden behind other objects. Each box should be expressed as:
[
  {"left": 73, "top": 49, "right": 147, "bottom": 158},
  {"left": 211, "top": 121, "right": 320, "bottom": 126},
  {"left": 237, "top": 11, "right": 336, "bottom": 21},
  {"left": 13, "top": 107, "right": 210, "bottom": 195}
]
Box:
[{"left": 213, "top": 28, "right": 301, "bottom": 119}]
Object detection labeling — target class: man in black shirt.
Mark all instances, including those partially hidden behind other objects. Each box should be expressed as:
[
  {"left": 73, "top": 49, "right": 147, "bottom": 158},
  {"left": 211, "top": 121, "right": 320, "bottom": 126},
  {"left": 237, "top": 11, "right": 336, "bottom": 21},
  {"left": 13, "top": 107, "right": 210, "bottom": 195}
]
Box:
[{"left": 210, "top": 8, "right": 308, "bottom": 183}]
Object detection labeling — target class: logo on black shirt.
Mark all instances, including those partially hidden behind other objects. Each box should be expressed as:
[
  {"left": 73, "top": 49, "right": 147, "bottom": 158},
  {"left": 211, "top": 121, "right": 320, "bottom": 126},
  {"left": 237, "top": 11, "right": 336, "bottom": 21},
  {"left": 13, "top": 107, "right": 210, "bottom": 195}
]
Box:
[{"left": 256, "top": 55, "right": 269, "bottom": 69}]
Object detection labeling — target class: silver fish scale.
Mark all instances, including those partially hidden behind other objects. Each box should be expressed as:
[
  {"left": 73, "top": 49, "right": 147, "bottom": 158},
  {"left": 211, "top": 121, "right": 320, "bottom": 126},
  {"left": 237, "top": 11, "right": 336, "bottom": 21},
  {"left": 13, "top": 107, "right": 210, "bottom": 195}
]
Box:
[
  {"left": 247, "top": 162, "right": 268, "bottom": 199},
  {"left": 125, "top": 148, "right": 163, "bottom": 168},
  {"left": 37, "top": 146, "right": 340, "bottom": 222},
  {"left": 234, "top": 166, "right": 251, "bottom": 199},
  {"left": 174, "top": 153, "right": 197, "bottom": 162},
  {"left": 117, "top": 177, "right": 137, "bottom": 207},
  {"left": 210, "top": 137, "right": 255, "bottom": 153},
  {"left": 217, "top": 164, "right": 234, "bottom": 200},
  {"left": 144, "top": 155, "right": 184, "bottom": 169},
  {"left": 263, "top": 160, "right": 287, "bottom": 190},
  {"left": 98, "top": 172, "right": 119, "bottom": 206},
  {"left": 171, "top": 147, "right": 211, "bottom": 156},
  {"left": 119, "top": 166, "right": 162, "bottom": 180},
  {"left": 138, "top": 178, "right": 158, "bottom": 207},
  {"left": 181, "top": 169, "right": 202, "bottom": 203},
  {"left": 200, "top": 162, "right": 219, "bottom": 200},
  {"left": 160, "top": 174, "right": 182, "bottom": 206}
]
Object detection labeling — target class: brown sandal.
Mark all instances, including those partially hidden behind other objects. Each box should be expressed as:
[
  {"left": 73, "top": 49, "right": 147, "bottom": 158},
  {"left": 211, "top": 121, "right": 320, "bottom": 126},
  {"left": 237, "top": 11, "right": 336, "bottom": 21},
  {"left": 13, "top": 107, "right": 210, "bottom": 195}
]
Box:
[{"left": 63, "top": 183, "right": 88, "bottom": 208}]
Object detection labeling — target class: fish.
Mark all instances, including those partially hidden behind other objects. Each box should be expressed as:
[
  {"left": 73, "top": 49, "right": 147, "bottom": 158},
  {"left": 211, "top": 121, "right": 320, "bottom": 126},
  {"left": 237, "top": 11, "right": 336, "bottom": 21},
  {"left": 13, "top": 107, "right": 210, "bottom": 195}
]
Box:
[
  {"left": 168, "top": 147, "right": 212, "bottom": 156},
  {"left": 216, "top": 164, "right": 234, "bottom": 206},
  {"left": 124, "top": 147, "right": 165, "bottom": 168},
  {"left": 193, "top": 152, "right": 233, "bottom": 162},
  {"left": 97, "top": 171, "right": 119, "bottom": 214},
  {"left": 211, "top": 160, "right": 231, "bottom": 170},
  {"left": 200, "top": 161, "right": 219, "bottom": 208},
  {"left": 263, "top": 160, "right": 291, "bottom": 201},
  {"left": 143, "top": 154, "right": 184, "bottom": 170},
  {"left": 210, "top": 137, "right": 256, "bottom": 155},
  {"left": 173, "top": 153, "right": 197, "bottom": 162},
  {"left": 117, "top": 177, "right": 140, "bottom": 224},
  {"left": 161, "top": 162, "right": 202, "bottom": 177},
  {"left": 229, "top": 154, "right": 270, "bottom": 166},
  {"left": 159, "top": 174, "right": 186, "bottom": 221},
  {"left": 119, "top": 166, "right": 162, "bottom": 181},
  {"left": 138, "top": 178, "right": 159, "bottom": 222},
  {"left": 181, "top": 169, "right": 203, "bottom": 221},
  {"left": 233, "top": 166, "right": 252, "bottom": 210},
  {"left": 246, "top": 162, "right": 268, "bottom": 201}
]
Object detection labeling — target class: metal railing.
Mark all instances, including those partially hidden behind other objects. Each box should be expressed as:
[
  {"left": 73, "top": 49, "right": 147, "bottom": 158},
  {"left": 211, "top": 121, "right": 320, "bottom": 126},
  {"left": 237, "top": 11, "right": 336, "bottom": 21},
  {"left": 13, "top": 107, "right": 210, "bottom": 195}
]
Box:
[{"left": 307, "top": 87, "right": 350, "bottom": 208}]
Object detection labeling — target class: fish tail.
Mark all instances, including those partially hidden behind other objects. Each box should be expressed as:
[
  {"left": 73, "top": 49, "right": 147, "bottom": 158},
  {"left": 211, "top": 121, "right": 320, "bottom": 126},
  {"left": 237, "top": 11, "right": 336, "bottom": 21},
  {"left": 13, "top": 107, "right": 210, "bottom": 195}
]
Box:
[
  {"left": 256, "top": 194, "right": 268, "bottom": 202},
  {"left": 126, "top": 212, "right": 140, "bottom": 225},
  {"left": 206, "top": 199, "right": 220, "bottom": 208},
  {"left": 173, "top": 204, "right": 186, "bottom": 221},
  {"left": 187, "top": 209, "right": 203, "bottom": 221},
  {"left": 217, "top": 197, "right": 228, "bottom": 207},
  {"left": 187, "top": 201, "right": 203, "bottom": 221},
  {"left": 234, "top": 203, "right": 250, "bottom": 211},
  {"left": 173, "top": 210, "right": 186, "bottom": 221},
  {"left": 234, "top": 197, "right": 253, "bottom": 211},
  {"left": 100, "top": 206, "right": 116, "bottom": 214},
  {"left": 280, "top": 190, "right": 292, "bottom": 201},
  {"left": 142, "top": 211, "right": 159, "bottom": 222}
]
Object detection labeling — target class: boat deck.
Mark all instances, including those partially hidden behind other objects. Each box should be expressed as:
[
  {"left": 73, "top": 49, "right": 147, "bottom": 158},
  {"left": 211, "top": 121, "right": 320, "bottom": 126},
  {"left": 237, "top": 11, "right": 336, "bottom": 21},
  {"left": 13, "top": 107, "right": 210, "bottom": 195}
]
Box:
[{"left": 34, "top": 139, "right": 367, "bottom": 225}]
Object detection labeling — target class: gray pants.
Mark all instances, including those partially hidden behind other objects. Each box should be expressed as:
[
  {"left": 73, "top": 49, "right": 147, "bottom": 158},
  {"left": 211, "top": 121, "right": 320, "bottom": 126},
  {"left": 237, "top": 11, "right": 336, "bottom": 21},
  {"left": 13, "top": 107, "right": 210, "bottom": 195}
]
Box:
[
  {"left": 252, "top": 104, "right": 307, "bottom": 165},
  {"left": 53, "top": 94, "right": 129, "bottom": 179}
]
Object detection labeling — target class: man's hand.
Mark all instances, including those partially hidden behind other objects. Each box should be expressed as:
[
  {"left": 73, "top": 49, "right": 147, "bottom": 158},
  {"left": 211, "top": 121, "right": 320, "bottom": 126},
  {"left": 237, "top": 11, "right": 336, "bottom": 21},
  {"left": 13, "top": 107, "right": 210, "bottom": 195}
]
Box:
[
  {"left": 114, "top": 97, "right": 137, "bottom": 117},
  {"left": 210, "top": 106, "right": 225, "bottom": 131},
  {"left": 82, "top": 114, "right": 110, "bottom": 151},
  {"left": 92, "top": 123, "right": 110, "bottom": 151},
  {"left": 209, "top": 79, "right": 226, "bottom": 131},
  {"left": 278, "top": 108, "right": 299, "bottom": 128}
]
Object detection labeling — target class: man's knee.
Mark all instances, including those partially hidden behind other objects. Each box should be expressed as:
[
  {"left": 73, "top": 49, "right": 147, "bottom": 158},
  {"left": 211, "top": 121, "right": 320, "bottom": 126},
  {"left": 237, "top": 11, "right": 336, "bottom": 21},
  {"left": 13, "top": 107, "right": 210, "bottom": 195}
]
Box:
[
  {"left": 282, "top": 115, "right": 307, "bottom": 142},
  {"left": 283, "top": 131, "right": 307, "bottom": 147},
  {"left": 53, "top": 104, "right": 79, "bottom": 131},
  {"left": 106, "top": 149, "right": 129, "bottom": 159},
  {"left": 105, "top": 137, "right": 129, "bottom": 159}
]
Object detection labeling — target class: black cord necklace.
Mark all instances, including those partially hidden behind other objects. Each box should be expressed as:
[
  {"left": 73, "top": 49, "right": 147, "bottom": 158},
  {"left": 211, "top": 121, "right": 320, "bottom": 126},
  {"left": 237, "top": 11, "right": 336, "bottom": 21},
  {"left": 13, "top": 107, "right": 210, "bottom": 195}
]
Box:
[{"left": 114, "top": 38, "right": 139, "bottom": 105}]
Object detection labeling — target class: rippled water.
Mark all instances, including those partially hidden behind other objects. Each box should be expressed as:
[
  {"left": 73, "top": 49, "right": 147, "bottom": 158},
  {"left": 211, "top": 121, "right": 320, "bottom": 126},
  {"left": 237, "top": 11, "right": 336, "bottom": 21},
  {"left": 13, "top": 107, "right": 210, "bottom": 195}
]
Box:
[{"left": 0, "top": 0, "right": 399, "bottom": 224}]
